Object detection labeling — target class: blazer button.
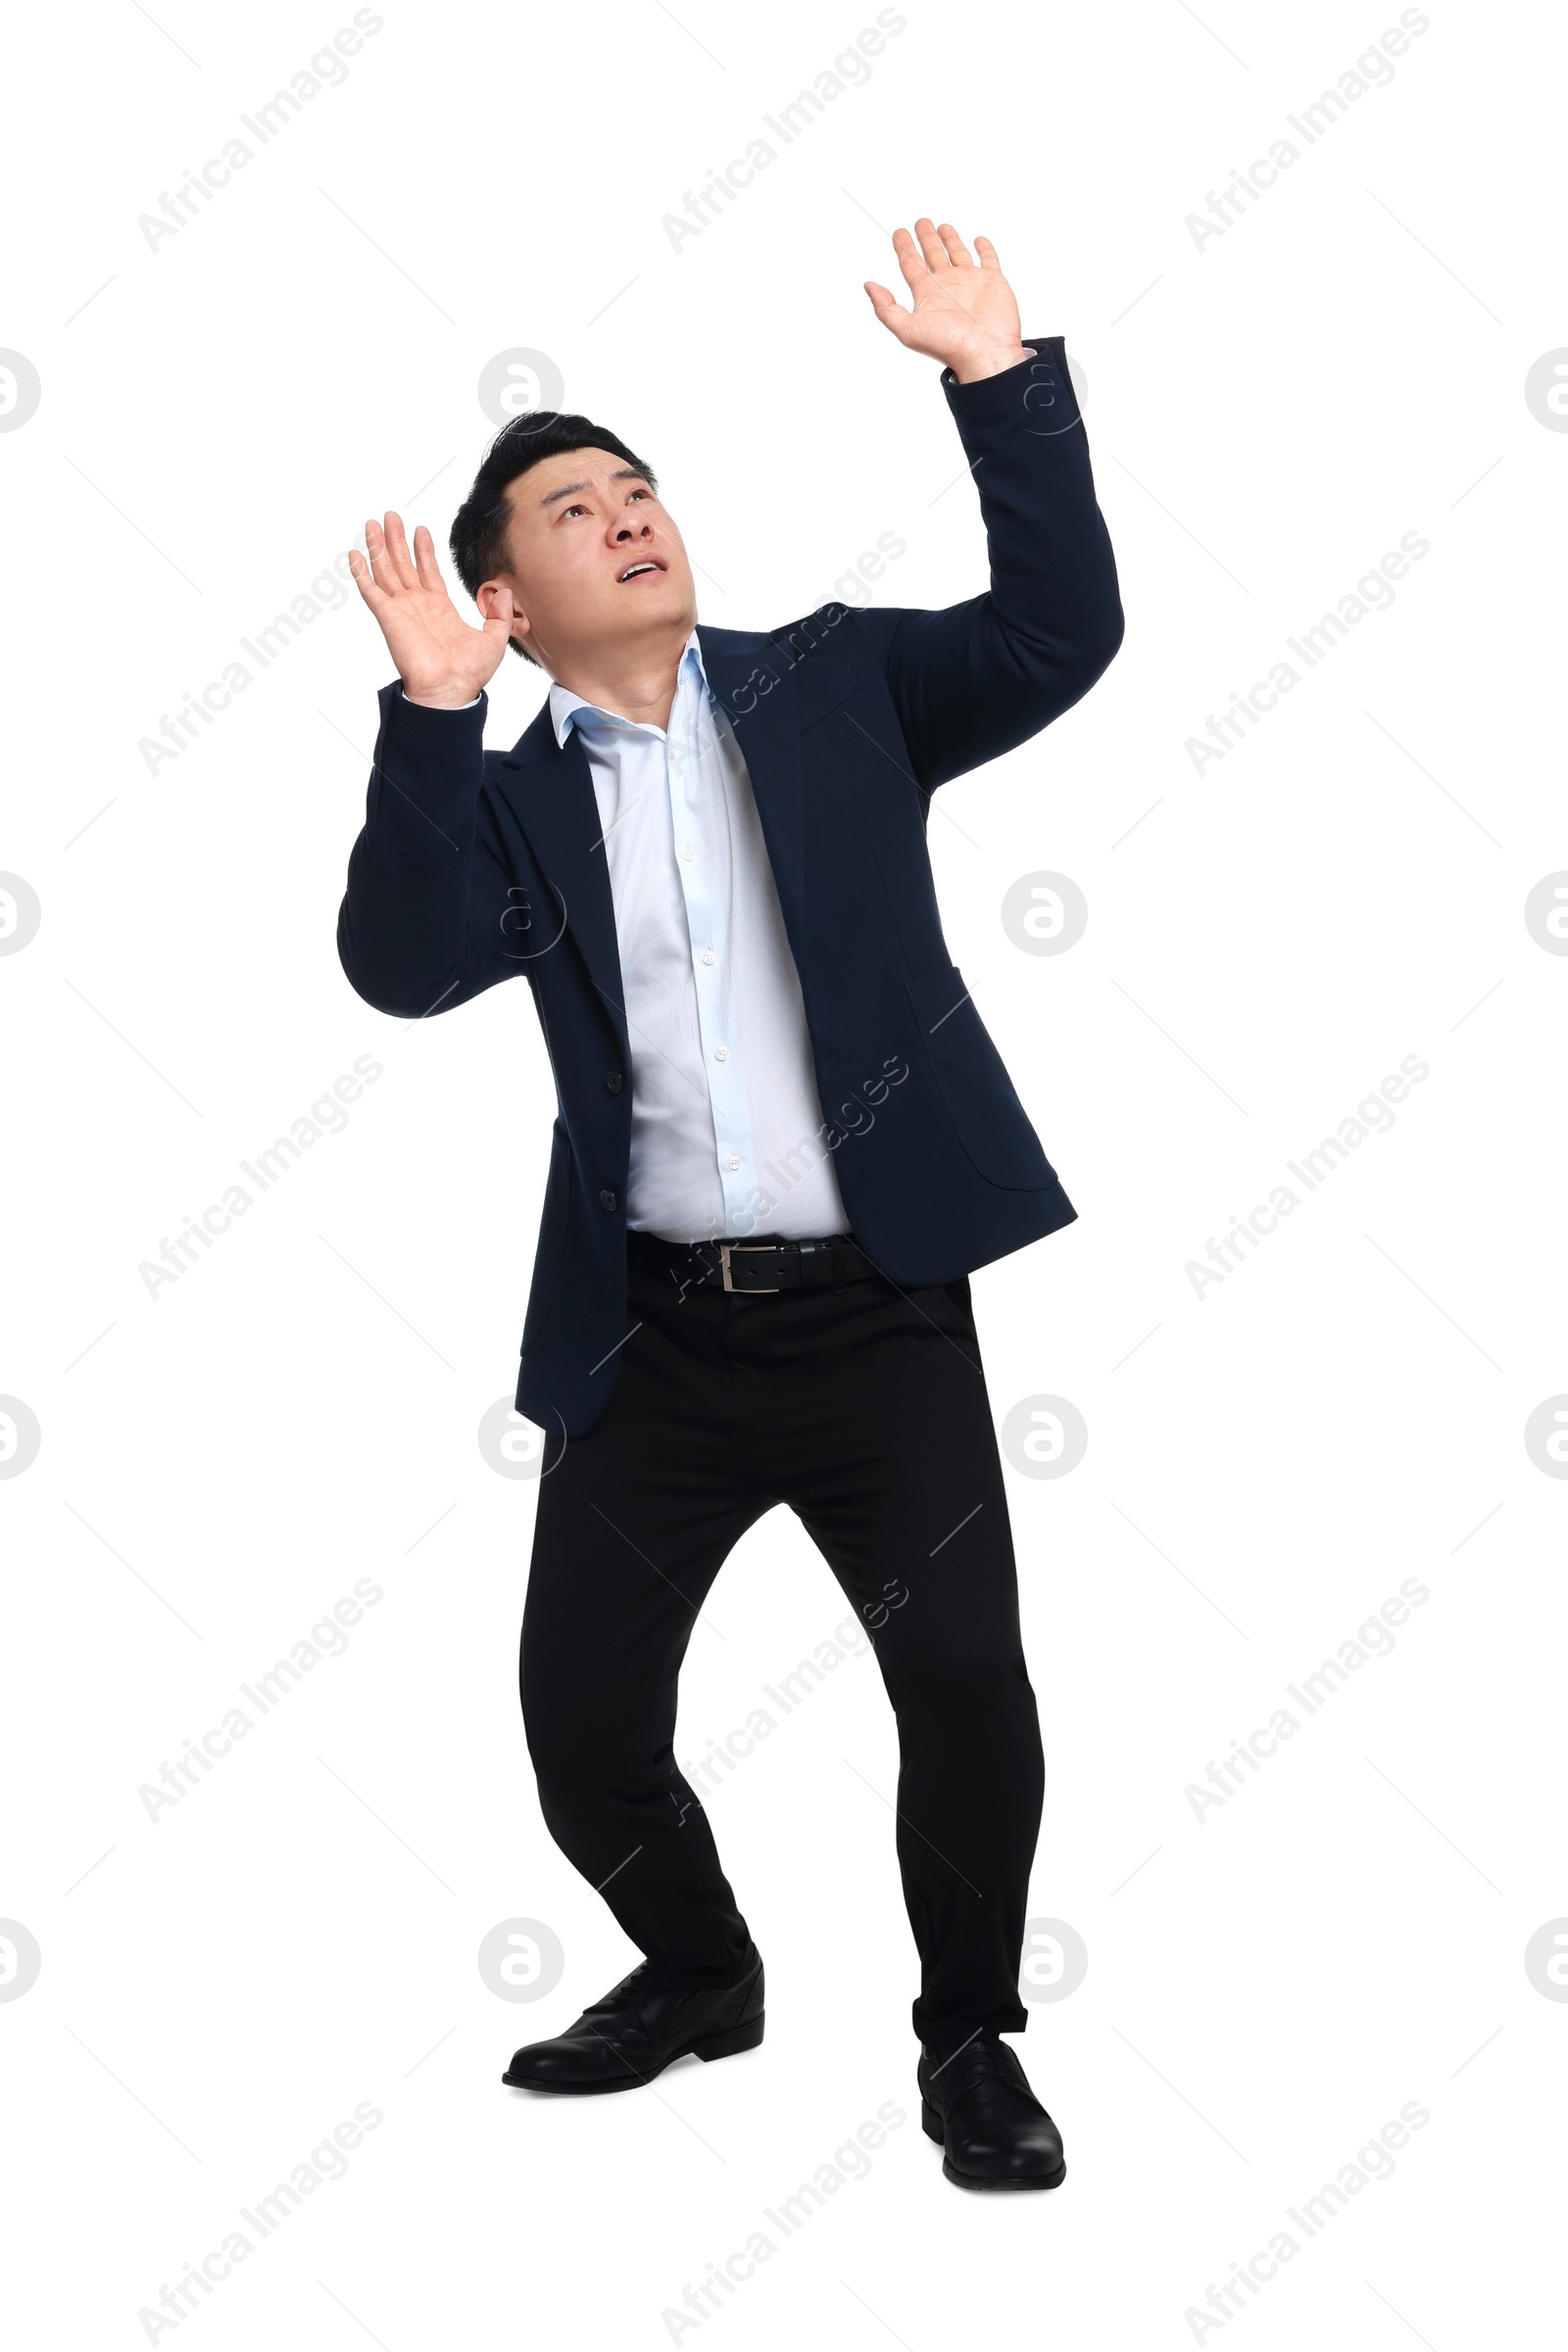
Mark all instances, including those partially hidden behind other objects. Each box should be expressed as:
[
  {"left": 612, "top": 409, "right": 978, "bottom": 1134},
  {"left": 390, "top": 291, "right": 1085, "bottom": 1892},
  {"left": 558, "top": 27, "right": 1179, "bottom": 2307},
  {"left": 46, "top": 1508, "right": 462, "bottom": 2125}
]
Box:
[
  {"left": 599, "top": 1188, "right": 618, "bottom": 1211},
  {"left": 605, "top": 1070, "right": 623, "bottom": 1094}
]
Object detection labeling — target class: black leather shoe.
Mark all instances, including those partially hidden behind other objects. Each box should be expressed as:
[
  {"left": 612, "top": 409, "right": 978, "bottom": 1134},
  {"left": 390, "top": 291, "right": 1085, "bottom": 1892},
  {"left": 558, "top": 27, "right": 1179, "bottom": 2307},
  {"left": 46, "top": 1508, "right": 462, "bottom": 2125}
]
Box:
[
  {"left": 502, "top": 1947, "right": 764, "bottom": 2093},
  {"left": 918, "top": 2034, "right": 1066, "bottom": 2190}
]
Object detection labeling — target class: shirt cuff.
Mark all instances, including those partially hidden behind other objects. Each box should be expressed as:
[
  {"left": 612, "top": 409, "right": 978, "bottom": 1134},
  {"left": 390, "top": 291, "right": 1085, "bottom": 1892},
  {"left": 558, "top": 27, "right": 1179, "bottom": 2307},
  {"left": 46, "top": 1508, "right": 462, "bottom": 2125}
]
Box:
[
  {"left": 941, "top": 334, "right": 1080, "bottom": 432},
  {"left": 394, "top": 679, "right": 484, "bottom": 712}
]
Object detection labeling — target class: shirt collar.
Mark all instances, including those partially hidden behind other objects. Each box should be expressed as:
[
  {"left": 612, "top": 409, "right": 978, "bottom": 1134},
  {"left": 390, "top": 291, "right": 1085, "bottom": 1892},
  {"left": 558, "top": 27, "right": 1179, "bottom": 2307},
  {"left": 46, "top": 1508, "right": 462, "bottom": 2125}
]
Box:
[{"left": 549, "top": 629, "right": 707, "bottom": 750}]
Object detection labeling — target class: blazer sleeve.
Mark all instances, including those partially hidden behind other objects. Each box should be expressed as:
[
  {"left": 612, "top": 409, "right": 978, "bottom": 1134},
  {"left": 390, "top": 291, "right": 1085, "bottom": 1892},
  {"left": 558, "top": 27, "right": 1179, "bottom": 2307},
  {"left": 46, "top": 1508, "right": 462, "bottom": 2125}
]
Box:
[
  {"left": 336, "top": 680, "right": 523, "bottom": 1019},
  {"left": 847, "top": 332, "right": 1123, "bottom": 791}
]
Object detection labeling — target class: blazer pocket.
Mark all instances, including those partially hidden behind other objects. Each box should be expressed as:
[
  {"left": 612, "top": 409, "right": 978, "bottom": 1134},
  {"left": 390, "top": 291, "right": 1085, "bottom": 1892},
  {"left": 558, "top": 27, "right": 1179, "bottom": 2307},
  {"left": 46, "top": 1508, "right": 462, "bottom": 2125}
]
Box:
[
  {"left": 905, "top": 964, "right": 1054, "bottom": 1191},
  {"left": 792, "top": 657, "right": 858, "bottom": 731}
]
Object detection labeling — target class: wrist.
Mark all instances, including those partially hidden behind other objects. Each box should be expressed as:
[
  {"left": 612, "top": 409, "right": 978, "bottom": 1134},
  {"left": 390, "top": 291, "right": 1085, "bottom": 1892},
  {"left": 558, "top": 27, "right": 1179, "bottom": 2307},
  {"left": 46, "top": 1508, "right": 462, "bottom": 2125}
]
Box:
[
  {"left": 402, "top": 680, "right": 483, "bottom": 710},
  {"left": 948, "top": 339, "right": 1035, "bottom": 384}
]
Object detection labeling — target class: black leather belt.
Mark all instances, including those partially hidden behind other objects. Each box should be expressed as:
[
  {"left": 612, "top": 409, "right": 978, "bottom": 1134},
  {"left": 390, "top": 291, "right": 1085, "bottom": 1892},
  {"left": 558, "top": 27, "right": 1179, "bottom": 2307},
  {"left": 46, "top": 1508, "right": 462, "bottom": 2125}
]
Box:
[{"left": 627, "top": 1231, "right": 885, "bottom": 1294}]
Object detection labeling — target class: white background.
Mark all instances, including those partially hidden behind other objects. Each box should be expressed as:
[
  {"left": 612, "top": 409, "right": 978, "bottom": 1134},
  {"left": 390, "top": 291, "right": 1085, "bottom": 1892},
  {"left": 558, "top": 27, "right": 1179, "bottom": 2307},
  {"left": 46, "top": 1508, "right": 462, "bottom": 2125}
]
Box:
[{"left": 3, "top": 0, "right": 1565, "bottom": 2343}]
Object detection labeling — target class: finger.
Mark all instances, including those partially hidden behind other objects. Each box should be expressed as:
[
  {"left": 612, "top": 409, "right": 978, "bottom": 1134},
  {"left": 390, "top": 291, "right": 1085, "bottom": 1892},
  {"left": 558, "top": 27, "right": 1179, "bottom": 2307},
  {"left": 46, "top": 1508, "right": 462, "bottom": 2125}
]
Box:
[
  {"left": 912, "top": 217, "right": 950, "bottom": 271},
  {"left": 481, "top": 584, "right": 515, "bottom": 639},
  {"left": 487, "top": 583, "right": 531, "bottom": 652},
  {"left": 891, "top": 226, "right": 928, "bottom": 293},
  {"left": 936, "top": 221, "right": 973, "bottom": 269},
  {"left": 974, "top": 232, "right": 1002, "bottom": 270},
  {"left": 381, "top": 511, "right": 420, "bottom": 591},
  {"left": 412, "top": 523, "right": 446, "bottom": 596},
  {"left": 365, "top": 517, "right": 404, "bottom": 597},
  {"left": 863, "top": 282, "right": 913, "bottom": 341},
  {"left": 347, "top": 548, "right": 390, "bottom": 612}
]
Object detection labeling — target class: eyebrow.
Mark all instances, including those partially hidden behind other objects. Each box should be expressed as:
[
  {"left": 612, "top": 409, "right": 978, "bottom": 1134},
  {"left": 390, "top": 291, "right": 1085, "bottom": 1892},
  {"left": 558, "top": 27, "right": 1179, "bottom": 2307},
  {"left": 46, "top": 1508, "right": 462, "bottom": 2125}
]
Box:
[{"left": 538, "top": 466, "right": 647, "bottom": 510}]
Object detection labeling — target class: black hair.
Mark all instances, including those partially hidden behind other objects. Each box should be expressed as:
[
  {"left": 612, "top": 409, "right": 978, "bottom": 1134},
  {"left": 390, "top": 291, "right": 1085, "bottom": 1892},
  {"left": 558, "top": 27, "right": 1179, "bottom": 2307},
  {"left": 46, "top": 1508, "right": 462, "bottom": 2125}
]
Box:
[{"left": 448, "top": 411, "right": 658, "bottom": 666}]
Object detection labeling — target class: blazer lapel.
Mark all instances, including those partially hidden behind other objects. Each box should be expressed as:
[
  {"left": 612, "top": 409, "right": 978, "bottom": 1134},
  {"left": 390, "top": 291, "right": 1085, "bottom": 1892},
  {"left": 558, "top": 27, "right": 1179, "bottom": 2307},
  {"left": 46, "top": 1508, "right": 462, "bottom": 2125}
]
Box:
[
  {"left": 499, "top": 705, "right": 629, "bottom": 1052},
  {"left": 697, "top": 627, "right": 808, "bottom": 962},
  {"left": 497, "top": 628, "right": 808, "bottom": 1049}
]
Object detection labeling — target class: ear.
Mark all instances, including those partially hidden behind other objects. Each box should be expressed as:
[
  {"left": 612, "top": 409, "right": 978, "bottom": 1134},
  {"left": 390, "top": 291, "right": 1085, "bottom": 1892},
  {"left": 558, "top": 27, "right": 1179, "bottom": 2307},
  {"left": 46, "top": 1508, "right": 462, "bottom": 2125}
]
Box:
[{"left": 477, "top": 577, "right": 532, "bottom": 648}]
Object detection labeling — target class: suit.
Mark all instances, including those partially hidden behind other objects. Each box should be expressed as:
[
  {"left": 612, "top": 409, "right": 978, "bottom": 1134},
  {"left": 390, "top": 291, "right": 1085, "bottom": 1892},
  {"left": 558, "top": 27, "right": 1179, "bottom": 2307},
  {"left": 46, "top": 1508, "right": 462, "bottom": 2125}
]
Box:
[{"left": 337, "top": 333, "right": 1123, "bottom": 1436}]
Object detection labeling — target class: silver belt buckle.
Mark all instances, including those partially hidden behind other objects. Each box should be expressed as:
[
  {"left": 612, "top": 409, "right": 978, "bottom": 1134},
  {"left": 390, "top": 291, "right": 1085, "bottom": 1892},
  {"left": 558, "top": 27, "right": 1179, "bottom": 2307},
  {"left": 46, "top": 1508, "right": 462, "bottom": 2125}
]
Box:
[{"left": 718, "top": 1243, "right": 780, "bottom": 1294}]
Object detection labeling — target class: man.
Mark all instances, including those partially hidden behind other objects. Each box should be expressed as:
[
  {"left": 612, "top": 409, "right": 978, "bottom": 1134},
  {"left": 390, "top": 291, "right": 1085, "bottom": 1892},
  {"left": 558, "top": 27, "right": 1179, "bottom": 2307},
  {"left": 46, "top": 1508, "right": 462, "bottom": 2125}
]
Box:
[{"left": 338, "top": 218, "right": 1121, "bottom": 2190}]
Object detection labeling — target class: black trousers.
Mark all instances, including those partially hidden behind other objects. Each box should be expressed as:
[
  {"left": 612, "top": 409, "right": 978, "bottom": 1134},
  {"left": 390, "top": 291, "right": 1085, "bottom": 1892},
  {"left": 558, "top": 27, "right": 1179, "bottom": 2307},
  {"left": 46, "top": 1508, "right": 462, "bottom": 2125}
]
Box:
[{"left": 518, "top": 1232, "right": 1046, "bottom": 2051}]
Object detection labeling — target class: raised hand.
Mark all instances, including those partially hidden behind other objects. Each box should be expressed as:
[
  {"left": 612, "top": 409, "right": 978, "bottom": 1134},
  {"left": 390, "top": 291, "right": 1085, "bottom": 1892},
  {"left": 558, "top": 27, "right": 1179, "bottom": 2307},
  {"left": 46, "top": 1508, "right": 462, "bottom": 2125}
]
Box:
[
  {"left": 348, "top": 514, "right": 516, "bottom": 708},
  {"left": 863, "top": 219, "right": 1033, "bottom": 384}
]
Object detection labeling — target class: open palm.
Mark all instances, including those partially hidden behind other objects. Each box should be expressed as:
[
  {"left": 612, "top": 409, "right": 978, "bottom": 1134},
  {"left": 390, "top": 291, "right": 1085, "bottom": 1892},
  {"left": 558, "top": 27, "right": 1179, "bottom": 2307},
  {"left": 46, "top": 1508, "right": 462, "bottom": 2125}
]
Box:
[
  {"left": 864, "top": 219, "right": 1028, "bottom": 379},
  {"left": 349, "top": 513, "right": 516, "bottom": 708}
]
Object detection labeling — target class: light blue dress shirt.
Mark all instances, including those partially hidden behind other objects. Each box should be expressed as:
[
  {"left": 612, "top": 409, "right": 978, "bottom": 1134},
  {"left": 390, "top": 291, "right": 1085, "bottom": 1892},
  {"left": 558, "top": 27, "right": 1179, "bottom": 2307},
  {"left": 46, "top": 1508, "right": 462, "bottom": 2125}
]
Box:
[{"left": 548, "top": 632, "right": 849, "bottom": 1244}]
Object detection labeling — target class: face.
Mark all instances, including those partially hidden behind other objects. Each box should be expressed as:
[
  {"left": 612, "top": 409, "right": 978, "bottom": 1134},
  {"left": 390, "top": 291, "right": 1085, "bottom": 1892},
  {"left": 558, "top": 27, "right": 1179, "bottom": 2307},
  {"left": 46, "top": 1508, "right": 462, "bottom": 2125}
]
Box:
[{"left": 478, "top": 446, "right": 697, "bottom": 673}]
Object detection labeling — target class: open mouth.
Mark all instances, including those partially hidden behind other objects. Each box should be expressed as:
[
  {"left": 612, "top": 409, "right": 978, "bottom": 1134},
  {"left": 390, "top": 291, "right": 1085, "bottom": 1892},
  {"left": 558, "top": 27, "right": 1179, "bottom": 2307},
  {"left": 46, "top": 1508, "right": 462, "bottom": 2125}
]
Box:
[{"left": 616, "top": 560, "right": 665, "bottom": 583}]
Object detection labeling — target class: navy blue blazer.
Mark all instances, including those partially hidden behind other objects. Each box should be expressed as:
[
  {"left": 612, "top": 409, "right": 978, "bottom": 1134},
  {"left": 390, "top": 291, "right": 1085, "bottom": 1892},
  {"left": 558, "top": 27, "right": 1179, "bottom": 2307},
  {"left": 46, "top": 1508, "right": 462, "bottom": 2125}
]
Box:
[{"left": 338, "top": 335, "right": 1123, "bottom": 1437}]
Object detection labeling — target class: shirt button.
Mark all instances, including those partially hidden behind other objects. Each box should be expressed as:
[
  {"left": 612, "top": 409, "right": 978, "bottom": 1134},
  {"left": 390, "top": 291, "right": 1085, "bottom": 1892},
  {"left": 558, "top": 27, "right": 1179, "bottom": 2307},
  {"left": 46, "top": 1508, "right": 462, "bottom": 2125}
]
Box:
[
  {"left": 713, "top": 1046, "right": 729, "bottom": 1061},
  {"left": 680, "top": 845, "right": 695, "bottom": 861},
  {"left": 599, "top": 1188, "right": 618, "bottom": 1211},
  {"left": 605, "top": 1071, "right": 623, "bottom": 1094},
  {"left": 701, "top": 950, "right": 716, "bottom": 965},
  {"left": 726, "top": 1154, "right": 741, "bottom": 1170}
]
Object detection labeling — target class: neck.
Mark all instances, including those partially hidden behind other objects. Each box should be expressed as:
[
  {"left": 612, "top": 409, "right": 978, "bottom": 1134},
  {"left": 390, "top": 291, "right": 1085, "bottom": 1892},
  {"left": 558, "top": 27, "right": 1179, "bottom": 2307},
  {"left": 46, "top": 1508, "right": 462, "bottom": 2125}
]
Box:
[{"left": 545, "top": 626, "right": 693, "bottom": 732}]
